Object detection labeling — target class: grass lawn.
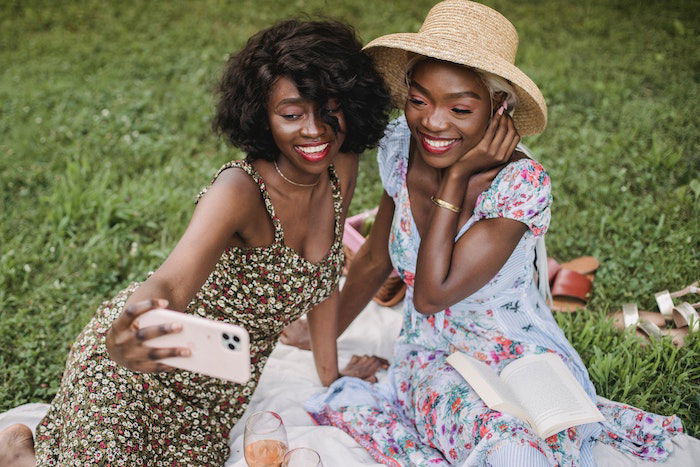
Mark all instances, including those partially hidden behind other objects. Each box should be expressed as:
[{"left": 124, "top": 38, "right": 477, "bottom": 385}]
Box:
[{"left": 1, "top": 0, "right": 698, "bottom": 437}]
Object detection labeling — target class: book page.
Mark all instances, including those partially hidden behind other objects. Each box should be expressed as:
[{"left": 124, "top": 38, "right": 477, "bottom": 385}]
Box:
[
  {"left": 501, "top": 353, "right": 604, "bottom": 439},
  {"left": 446, "top": 352, "right": 528, "bottom": 421}
]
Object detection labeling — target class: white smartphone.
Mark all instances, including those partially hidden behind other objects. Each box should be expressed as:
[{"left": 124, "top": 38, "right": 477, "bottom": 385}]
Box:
[{"left": 136, "top": 308, "right": 251, "bottom": 384}]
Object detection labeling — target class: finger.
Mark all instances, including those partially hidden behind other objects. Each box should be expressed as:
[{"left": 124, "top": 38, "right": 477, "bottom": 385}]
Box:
[
  {"left": 155, "top": 363, "right": 178, "bottom": 372},
  {"left": 495, "top": 131, "right": 515, "bottom": 162},
  {"left": 504, "top": 133, "right": 520, "bottom": 162},
  {"left": 114, "top": 298, "right": 169, "bottom": 330},
  {"left": 481, "top": 113, "right": 500, "bottom": 145},
  {"left": 145, "top": 346, "right": 191, "bottom": 361},
  {"left": 136, "top": 362, "right": 178, "bottom": 374},
  {"left": 497, "top": 118, "right": 519, "bottom": 160},
  {"left": 134, "top": 323, "right": 182, "bottom": 342},
  {"left": 373, "top": 356, "right": 390, "bottom": 367},
  {"left": 489, "top": 115, "right": 509, "bottom": 157}
]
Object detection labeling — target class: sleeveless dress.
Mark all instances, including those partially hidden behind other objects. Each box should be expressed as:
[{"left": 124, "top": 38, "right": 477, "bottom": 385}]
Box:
[
  {"left": 306, "top": 117, "right": 682, "bottom": 466},
  {"left": 34, "top": 160, "right": 345, "bottom": 466}
]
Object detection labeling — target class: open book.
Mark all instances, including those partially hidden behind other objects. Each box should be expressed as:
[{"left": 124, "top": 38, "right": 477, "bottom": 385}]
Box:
[{"left": 446, "top": 351, "right": 604, "bottom": 439}]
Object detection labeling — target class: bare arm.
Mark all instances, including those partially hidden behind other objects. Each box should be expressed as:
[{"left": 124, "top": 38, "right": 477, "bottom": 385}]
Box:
[
  {"left": 124, "top": 169, "right": 256, "bottom": 310},
  {"left": 305, "top": 154, "right": 390, "bottom": 385},
  {"left": 414, "top": 112, "right": 524, "bottom": 315},
  {"left": 337, "top": 191, "right": 395, "bottom": 336},
  {"left": 106, "top": 168, "right": 258, "bottom": 371},
  {"left": 307, "top": 289, "right": 340, "bottom": 386}
]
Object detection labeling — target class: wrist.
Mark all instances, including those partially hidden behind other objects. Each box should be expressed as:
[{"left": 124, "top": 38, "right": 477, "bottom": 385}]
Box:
[
  {"left": 321, "top": 370, "right": 341, "bottom": 386},
  {"left": 446, "top": 163, "right": 475, "bottom": 180}
]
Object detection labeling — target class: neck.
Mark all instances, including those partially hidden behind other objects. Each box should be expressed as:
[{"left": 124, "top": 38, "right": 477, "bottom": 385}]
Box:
[
  {"left": 274, "top": 159, "right": 322, "bottom": 188},
  {"left": 410, "top": 145, "right": 447, "bottom": 187}
]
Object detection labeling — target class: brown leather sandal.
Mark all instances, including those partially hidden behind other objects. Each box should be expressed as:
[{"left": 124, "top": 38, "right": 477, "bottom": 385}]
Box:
[{"left": 547, "top": 256, "right": 600, "bottom": 312}]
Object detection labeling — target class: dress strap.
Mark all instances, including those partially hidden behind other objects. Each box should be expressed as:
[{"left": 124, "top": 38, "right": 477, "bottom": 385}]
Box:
[
  {"left": 196, "top": 159, "right": 285, "bottom": 244},
  {"left": 327, "top": 164, "right": 344, "bottom": 247},
  {"left": 197, "top": 160, "right": 343, "bottom": 246}
]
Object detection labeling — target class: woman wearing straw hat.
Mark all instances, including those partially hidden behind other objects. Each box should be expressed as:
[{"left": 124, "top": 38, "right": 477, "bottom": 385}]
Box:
[{"left": 306, "top": 1, "right": 682, "bottom": 465}]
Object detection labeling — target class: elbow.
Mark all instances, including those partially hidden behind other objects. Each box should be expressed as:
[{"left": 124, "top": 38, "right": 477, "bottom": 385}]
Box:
[{"left": 412, "top": 288, "right": 444, "bottom": 315}]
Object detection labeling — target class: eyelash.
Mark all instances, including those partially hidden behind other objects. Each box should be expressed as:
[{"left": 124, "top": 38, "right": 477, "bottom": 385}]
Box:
[
  {"left": 282, "top": 105, "right": 340, "bottom": 120},
  {"left": 409, "top": 98, "right": 472, "bottom": 115}
]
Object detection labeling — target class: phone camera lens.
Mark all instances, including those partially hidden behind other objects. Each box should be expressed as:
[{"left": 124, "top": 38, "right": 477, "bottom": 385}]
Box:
[
  {"left": 233, "top": 335, "right": 240, "bottom": 343},
  {"left": 222, "top": 333, "right": 229, "bottom": 340},
  {"left": 228, "top": 343, "right": 236, "bottom": 350}
]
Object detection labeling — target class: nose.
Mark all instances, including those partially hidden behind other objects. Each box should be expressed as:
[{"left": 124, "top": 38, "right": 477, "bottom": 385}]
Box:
[
  {"left": 421, "top": 107, "right": 449, "bottom": 133},
  {"left": 300, "top": 113, "right": 326, "bottom": 139}
]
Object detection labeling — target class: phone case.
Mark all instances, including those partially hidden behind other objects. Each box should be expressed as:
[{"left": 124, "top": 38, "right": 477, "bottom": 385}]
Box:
[{"left": 136, "top": 308, "right": 251, "bottom": 384}]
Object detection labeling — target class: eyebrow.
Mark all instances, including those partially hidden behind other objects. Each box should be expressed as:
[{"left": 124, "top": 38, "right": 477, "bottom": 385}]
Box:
[
  {"left": 409, "top": 79, "right": 482, "bottom": 100},
  {"left": 276, "top": 97, "right": 305, "bottom": 106}
]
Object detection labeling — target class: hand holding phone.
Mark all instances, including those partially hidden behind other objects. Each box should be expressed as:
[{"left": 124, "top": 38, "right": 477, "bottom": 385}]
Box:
[
  {"left": 106, "top": 298, "right": 190, "bottom": 374},
  {"left": 136, "top": 308, "right": 251, "bottom": 383}
]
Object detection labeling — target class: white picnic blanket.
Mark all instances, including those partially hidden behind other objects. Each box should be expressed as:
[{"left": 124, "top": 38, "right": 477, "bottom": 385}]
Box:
[{"left": 2, "top": 299, "right": 698, "bottom": 466}]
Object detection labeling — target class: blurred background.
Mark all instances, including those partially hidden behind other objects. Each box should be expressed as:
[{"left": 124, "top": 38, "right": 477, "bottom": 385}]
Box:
[{"left": 1, "top": 0, "right": 698, "bottom": 434}]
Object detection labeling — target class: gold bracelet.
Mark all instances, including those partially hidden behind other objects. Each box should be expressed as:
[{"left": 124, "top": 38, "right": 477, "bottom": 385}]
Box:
[{"left": 430, "top": 196, "right": 462, "bottom": 213}]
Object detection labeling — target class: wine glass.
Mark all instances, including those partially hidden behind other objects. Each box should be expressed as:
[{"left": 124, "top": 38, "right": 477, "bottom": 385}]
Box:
[
  {"left": 282, "top": 447, "right": 323, "bottom": 467},
  {"left": 244, "top": 411, "right": 288, "bottom": 467}
]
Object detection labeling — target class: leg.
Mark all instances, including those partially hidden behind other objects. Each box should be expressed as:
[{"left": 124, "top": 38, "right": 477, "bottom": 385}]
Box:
[{"left": 0, "top": 424, "right": 36, "bottom": 467}]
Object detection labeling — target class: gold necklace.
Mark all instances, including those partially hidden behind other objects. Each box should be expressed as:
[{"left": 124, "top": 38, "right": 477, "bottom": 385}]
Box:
[{"left": 274, "top": 161, "right": 320, "bottom": 188}]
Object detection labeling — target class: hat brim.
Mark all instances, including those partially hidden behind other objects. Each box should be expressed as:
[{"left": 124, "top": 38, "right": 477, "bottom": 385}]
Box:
[{"left": 364, "top": 33, "right": 547, "bottom": 136}]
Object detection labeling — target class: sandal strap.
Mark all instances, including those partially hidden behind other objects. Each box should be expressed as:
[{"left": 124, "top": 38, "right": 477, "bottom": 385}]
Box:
[
  {"left": 637, "top": 320, "right": 663, "bottom": 338},
  {"left": 654, "top": 290, "right": 675, "bottom": 318},
  {"left": 673, "top": 302, "right": 700, "bottom": 333},
  {"left": 550, "top": 269, "right": 592, "bottom": 301},
  {"left": 669, "top": 281, "right": 699, "bottom": 298},
  {"left": 622, "top": 303, "right": 640, "bottom": 329},
  {"left": 547, "top": 257, "right": 562, "bottom": 283}
]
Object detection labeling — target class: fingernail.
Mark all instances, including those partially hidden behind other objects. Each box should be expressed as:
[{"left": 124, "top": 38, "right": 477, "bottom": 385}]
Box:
[
  {"left": 497, "top": 106, "right": 504, "bottom": 116},
  {"left": 157, "top": 299, "right": 168, "bottom": 308},
  {"left": 171, "top": 323, "right": 183, "bottom": 332},
  {"left": 181, "top": 348, "right": 191, "bottom": 357}
]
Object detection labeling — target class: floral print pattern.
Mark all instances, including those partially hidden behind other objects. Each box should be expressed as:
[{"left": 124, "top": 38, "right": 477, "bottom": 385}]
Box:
[
  {"left": 306, "top": 117, "right": 682, "bottom": 466},
  {"left": 35, "top": 160, "right": 345, "bottom": 466}
]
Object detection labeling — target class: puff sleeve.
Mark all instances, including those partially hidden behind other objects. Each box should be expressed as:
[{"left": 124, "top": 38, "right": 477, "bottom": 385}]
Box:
[
  {"left": 474, "top": 158, "right": 552, "bottom": 237},
  {"left": 376, "top": 116, "right": 411, "bottom": 200}
]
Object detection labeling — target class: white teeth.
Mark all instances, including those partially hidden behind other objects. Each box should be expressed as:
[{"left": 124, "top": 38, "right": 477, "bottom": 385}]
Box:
[
  {"left": 296, "top": 143, "right": 329, "bottom": 154},
  {"left": 424, "top": 137, "right": 457, "bottom": 148}
]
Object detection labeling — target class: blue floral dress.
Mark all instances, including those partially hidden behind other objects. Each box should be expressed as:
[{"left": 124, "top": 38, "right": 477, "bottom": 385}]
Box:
[{"left": 306, "top": 117, "right": 682, "bottom": 466}]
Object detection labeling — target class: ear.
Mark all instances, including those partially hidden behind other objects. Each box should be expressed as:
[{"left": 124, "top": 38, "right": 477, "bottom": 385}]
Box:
[{"left": 491, "top": 91, "right": 508, "bottom": 114}]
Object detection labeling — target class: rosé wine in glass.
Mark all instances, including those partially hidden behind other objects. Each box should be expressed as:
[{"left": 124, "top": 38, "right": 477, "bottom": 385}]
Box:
[{"left": 244, "top": 411, "right": 288, "bottom": 467}]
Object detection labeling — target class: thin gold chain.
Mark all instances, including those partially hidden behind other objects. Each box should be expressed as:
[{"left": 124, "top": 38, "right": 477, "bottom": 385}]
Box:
[{"left": 274, "top": 161, "right": 320, "bottom": 188}]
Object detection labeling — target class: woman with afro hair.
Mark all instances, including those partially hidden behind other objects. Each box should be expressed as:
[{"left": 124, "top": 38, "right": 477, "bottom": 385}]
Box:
[{"left": 0, "top": 19, "right": 391, "bottom": 466}]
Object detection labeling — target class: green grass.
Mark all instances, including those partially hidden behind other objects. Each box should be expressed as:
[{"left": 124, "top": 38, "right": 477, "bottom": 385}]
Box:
[{"left": 1, "top": 0, "right": 698, "bottom": 437}]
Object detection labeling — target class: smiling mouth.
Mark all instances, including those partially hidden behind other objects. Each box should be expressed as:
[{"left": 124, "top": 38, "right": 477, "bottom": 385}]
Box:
[
  {"left": 420, "top": 134, "right": 460, "bottom": 154},
  {"left": 294, "top": 142, "right": 331, "bottom": 162}
]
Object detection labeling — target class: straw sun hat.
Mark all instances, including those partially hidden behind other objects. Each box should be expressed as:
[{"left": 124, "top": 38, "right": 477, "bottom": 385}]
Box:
[{"left": 363, "top": 0, "right": 547, "bottom": 136}]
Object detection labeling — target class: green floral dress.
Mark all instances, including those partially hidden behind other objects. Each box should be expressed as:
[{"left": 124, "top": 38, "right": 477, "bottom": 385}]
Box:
[{"left": 34, "top": 160, "right": 345, "bottom": 466}]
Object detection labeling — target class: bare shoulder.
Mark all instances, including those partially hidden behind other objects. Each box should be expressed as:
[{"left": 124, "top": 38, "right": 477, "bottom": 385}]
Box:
[{"left": 197, "top": 164, "right": 261, "bottom": 216}]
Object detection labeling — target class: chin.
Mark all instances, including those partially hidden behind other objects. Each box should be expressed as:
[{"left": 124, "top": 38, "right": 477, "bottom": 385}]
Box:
[{"left": 418, "top": 150, "right": 461, "bottom": 170}]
